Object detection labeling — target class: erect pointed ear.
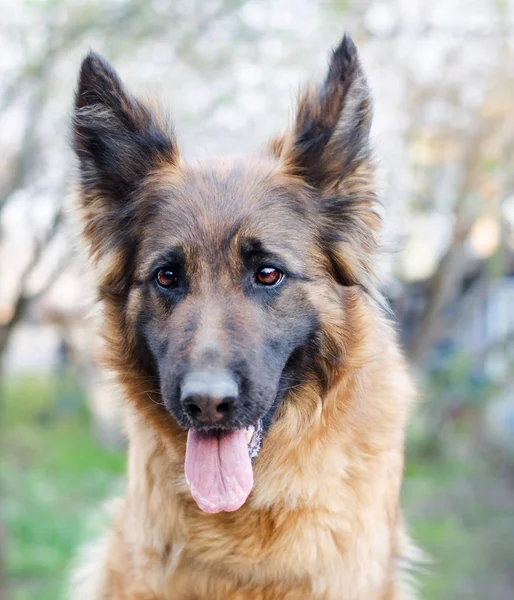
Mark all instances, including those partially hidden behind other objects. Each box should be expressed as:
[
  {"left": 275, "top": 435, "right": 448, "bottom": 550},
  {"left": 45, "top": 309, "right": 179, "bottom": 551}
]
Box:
[
  {"left": 276, "top": 34, "right": 372, "bottom": 191},
  {"left": 271, "top": 35, "right": 381, "bottom": 293},
  {"left": 72, "top": 52, "right": 178, "bottom": 260}
]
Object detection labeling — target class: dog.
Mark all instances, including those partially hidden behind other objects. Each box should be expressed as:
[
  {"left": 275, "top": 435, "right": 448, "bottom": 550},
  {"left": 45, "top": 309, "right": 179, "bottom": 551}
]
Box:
[{"left": 71, "top": 33, "right": 418, "bottom": 599}]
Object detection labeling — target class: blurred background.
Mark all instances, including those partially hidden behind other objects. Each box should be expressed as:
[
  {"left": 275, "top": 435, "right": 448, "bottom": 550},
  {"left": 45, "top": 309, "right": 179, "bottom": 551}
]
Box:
[{"left": 1, "top": 0, "right": 514, "bottom": 598}]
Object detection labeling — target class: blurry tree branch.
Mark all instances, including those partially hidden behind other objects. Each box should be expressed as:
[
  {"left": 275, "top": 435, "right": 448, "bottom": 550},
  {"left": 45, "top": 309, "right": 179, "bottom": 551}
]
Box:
[
  {"left": 0, "top": 88, "right": 49, "bottom": 214},
  {"left": 406, "top": 128, "right": 486, "bottom": 365},
  {"left": 0, "top": 208, "right": 63, "bottom": 359},
  {"left": 399, "top": 29, "right": 514, "bottom": 366}
]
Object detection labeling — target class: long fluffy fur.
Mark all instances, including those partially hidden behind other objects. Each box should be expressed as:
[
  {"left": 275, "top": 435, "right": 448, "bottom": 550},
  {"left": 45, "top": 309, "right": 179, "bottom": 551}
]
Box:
[{"left": 70, "top": 35, "right": 420, "bottom": 600}]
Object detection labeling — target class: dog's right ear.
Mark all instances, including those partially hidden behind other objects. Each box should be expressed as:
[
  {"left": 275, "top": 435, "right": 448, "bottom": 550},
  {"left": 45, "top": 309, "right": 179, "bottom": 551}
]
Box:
[
  {"left": 268, "top": 35, "right": 379, "bottom": 292},
  {"left": 73, "top": 52, "right": 177, "bottom": 259}
]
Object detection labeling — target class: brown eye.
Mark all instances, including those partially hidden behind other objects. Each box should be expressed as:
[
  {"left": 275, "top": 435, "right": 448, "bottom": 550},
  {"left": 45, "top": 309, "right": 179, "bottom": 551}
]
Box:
[
  {"left": 255, "top": 266, "right": 284, "bottom": 287},
  {"left": 156, "top": 269, "right": 177, "bottom": 288}
]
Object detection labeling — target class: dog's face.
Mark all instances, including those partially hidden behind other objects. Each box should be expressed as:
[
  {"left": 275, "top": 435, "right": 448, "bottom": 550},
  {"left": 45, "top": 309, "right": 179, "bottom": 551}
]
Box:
[
  {"left": 133, "top": 161, "right": 320, "bottom": 435},
  {"left": 73, "top": 35, "right": 380, "bottom": 512}
]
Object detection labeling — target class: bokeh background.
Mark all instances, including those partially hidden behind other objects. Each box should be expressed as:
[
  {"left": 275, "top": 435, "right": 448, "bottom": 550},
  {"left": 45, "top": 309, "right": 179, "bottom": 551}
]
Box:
[{"left": 1, "top": 1, "right": 514, "bottom": 598}]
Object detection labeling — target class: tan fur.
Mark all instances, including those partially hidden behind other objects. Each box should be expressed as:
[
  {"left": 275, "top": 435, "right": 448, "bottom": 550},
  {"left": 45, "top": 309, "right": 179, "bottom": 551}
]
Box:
[
  {"left": 71, "top": 288, "right": 418, "bottom": 600},
  {"left": 71, "top": 38, "right": 420, "bottom": 599}
]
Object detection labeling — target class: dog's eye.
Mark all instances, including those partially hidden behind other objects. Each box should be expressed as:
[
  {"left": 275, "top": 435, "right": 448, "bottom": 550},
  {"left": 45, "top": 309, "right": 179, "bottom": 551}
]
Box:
[
  {"left": 255, "top": 266, "right": 284, "bottom": 287},
  {"left": 156, "top": 269, "right": 177, "bottom": 289}
]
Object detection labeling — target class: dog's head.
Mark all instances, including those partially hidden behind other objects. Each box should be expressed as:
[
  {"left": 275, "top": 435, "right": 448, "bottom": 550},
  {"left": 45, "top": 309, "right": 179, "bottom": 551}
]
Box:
[{"left": 73, "top": 34, "right": 380, "bottom": 513}]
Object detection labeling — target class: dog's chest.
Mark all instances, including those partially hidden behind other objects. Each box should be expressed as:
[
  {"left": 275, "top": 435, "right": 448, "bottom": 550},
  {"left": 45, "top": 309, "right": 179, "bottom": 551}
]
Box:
[{"left": 151, "top": 517, "right": 391, "bottom": 600}]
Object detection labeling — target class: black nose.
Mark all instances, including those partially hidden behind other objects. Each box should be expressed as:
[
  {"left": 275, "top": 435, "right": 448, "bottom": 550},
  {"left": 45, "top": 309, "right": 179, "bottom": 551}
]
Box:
[{"left": 180, "top": 370, "right": 238, "bottom": 425}]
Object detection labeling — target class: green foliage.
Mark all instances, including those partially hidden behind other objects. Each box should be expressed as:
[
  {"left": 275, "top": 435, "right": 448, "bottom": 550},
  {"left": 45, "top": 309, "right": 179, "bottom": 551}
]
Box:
[
  {"left": 1, "top": 376, "right": 125, "bottom": 600},
  {"left": 404, "top": 454, "right": 514, "bottom": 600}
]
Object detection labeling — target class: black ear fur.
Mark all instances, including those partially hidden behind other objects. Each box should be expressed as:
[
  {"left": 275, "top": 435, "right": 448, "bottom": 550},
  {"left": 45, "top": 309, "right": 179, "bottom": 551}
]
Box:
[
  {"left": 279, "top": 34, "right": 372, "bottom": 191},
  {"left": 271, "top": 35, "right": 381, "bottom": 294},
  {"left": 73, "top": 51, "right": 177, "bottom": 204}
]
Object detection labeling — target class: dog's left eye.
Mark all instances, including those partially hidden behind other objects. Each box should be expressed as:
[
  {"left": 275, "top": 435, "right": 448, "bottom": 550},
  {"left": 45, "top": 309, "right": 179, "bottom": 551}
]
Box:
[
  {"left": 255, "top": 266, "right": 284, "bottom": 287},
  {"left": 156, "top": 269, "right": 177, "bottom": 289}
]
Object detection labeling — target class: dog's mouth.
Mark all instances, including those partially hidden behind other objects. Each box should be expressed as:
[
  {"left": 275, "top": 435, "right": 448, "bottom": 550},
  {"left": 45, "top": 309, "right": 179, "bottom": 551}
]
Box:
[{"left": 184, "top": 420, "right": 263, "bottom": 514}]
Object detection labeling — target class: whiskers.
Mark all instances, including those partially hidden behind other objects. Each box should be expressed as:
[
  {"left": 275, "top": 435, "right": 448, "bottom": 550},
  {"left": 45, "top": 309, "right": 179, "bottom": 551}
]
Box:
[
  {"left": 277, "top": 377, "right": 326, "bottom": 394},
  {"left": 131, "top": 388, "right": 167, "bottom": 412}
]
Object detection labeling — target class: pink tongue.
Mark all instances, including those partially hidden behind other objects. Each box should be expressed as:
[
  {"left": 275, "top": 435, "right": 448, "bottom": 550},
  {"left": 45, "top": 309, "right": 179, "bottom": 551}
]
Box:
[{"left": 185, "top": 429, "right": 253, "bottom": 513}]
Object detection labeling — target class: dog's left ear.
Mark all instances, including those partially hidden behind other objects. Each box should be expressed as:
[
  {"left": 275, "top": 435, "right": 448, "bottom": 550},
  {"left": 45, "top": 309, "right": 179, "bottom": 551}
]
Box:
[
  {"left": 275, "top": 34, "right": 372, "bottom": 191},
  {"left": 271, "top": 34, "right": 380, "bottom": 290}
]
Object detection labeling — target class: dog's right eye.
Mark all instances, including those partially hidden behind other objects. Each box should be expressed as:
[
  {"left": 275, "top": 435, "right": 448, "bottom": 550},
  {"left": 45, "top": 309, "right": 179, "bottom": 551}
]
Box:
[
  {"left": 156, "top": 269, "right": 177, "bottom": 289},
  {"left": 255, "top": 266, "right": 284, "bottom": 287}
]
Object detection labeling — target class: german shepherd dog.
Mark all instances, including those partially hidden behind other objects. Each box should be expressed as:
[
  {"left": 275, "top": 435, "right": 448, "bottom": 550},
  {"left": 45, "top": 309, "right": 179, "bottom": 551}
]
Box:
[{"left": 71, "top": 34, "right": 418, "bottom": 599}]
